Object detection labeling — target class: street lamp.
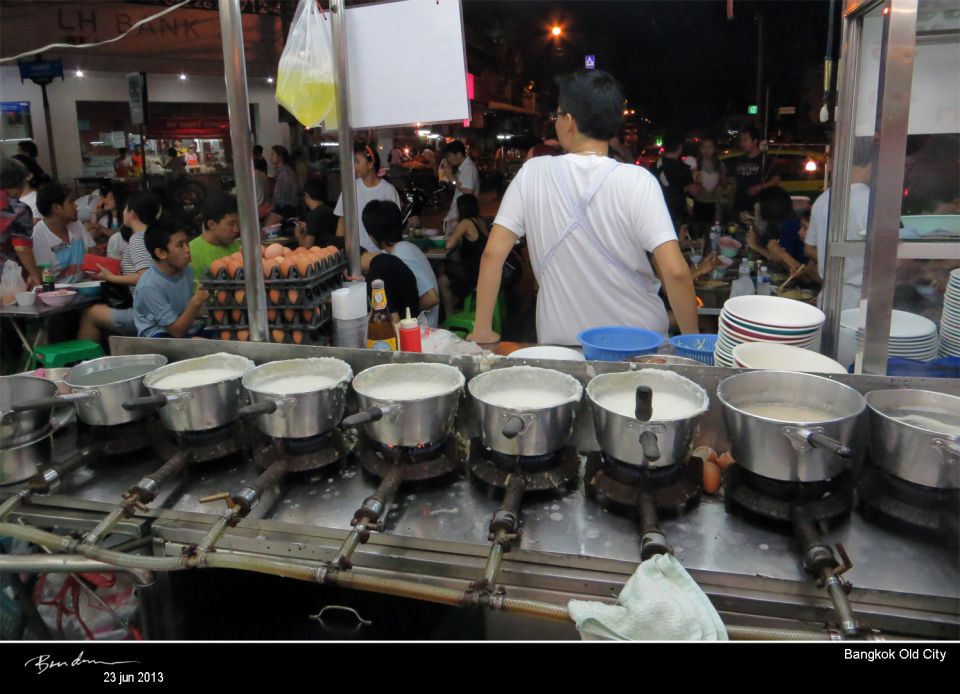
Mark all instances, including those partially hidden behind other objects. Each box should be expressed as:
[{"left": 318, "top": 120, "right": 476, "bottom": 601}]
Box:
[{"left": 550, "top": 25, "right": 562, "bottom": 38}]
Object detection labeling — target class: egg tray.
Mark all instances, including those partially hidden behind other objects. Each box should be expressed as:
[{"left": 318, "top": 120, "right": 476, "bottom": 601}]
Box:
[
  {"left": 209, "top": 303, "right": 333, "bottom": 330},
  {"left": 215, "top": 325, "right": 332, "bottom": 346},
  {"left": 200, "top": 255, "right": 346, "bottom": 289},
  {"left": 207, "top": 280, "right": 342, "bottom": 311}
]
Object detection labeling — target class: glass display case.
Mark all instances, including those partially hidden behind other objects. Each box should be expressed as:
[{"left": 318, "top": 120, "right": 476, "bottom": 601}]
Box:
[{"left": 823, "top": 0, "right": 959, "bottom": 374}]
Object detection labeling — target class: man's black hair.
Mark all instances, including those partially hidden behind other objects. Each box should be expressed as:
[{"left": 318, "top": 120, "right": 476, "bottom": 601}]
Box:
[
  {"left": 201, "top": 192, "right": 238, "bottom": 229},
  {"left": 18, "top": 141, "right": 38, "bottom": 159},
  {"left": 303, "top": 177, "right": 326, "bottom": 202},
  {"left": 12, "top": 154, "right": 48, "bottom": 186},
  {"left": 145, "top": 216, "right": 186, "bottom": 261},
  {"left": 36, "top": 182, "right": 73, "bottom": 217},
  {"left": 741, "top": 126, "right": 761, "bottom": 142},
  {"left": 362, "top": 200, "right": 404, "bottom": 247},
  {"left": 253, "top": 144, "right": 264, "bottom": 156},
  {"left": 555, "top": 70, "right": 625, "bottom": 141},
  {"left": 444, "top": 140, "right": 467, "bottom": 157},
  {"left": 662, "top": 132, "right": 685, "bottom": 152},
  {"left": 167, "top": 148, "right": 178, "bottom": 158},
  {"left": 126, "top": 190, "right": 162, "bottom": 224},
  {"left": 0, "top": 157, "right": 27, "bottom": 190},
  {"left": 456, "top": 193, "right": 480, "bottom": 221}
]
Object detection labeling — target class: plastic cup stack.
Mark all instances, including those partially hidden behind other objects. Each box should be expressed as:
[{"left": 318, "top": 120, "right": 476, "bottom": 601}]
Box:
[{"left": 332, "top": 282, "right": 368, "bottom": 349}]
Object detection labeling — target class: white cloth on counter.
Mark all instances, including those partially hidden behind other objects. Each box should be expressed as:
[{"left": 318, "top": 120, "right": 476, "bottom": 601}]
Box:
[{"left": 567, "top": 553, "right": 727, "bottom": 641}]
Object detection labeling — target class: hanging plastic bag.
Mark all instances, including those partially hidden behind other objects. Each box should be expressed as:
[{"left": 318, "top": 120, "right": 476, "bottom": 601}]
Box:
[
  {"left": 275, "top": 0, "right": 338, "bottom": 129},
  {"left": 1, "top": 259, "right": 27, "bottom": 304}
]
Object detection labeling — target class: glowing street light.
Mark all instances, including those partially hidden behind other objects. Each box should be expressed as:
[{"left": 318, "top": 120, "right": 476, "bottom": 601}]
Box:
[{"left": 551, "top": 25, "right": 562, "bottom": 38}]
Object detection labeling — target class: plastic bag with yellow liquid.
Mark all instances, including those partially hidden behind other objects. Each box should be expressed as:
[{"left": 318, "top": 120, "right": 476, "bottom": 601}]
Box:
[{"left": 275, "top": 0, "right": 338, "bottom": 129}]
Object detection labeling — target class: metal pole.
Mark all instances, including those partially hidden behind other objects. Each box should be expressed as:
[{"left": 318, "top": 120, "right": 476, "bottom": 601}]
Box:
[
  {"left": 330, "top": 0, "right": 361, "bottom": 278},
  {"left": 860, "top": 0, "right": 917, "bottom": 374},
  {"left": 755, "top": 9, "right": 764, "bottom": 127},
  {"left": 218, "top": 0, "right": 269, "bottom": 342},
  {"left": 40, "top": 83, "right": 58, "bottom": 180}
]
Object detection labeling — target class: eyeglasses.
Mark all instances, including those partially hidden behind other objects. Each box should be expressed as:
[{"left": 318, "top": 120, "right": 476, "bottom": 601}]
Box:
[{"left": 550, "top": 110, "right": 568, "bottom": 122}]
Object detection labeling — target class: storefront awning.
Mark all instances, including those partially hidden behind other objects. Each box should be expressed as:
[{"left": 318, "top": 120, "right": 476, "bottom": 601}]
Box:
[{"left": 486, "top": 100, "right": 540, "bottom": 117}]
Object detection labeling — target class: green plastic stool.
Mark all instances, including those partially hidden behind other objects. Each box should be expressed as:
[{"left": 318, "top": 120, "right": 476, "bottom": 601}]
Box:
[
  {"left": 444, "top": 292, "right": 504, "bottom": 336},
  {"left": 33, "top": 340, "right": 104, "bottom": 369}
]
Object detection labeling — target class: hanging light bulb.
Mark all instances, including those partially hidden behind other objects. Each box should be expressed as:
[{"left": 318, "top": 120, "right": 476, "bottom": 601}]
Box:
[
  {"left": 75, "top": 69, "right": 84, "bottom": 78},
  {"left": 179, "top": 73, "right": 187, "bottom": 81}
]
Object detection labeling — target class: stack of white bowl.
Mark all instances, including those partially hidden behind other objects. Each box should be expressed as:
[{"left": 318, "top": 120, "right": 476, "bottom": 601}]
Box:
[
  {"left": 842, "top": 308, "right": 939, "bottom": 362},
  {"left": 715, "top": 295, "right": 825, "bottom": 368},
  {"left": 938, "top": 268, "right": 960, "bottom": 358},
  {"left": 732, "top": 342, "right": 847, "bottom": 374}
]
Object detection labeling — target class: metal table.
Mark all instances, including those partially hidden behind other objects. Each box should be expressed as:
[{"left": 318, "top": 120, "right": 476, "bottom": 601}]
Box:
[
  {"left": 0, "top": 294, "right": 100, "bottom": 370},
  {"left": 4, "top": 337, "right": 958, "bottom": 638}
]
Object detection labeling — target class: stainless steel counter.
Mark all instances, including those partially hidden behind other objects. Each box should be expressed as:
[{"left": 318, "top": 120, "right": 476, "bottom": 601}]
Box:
[{"left": 3, "top": 337, "right": 958, "bottom": 638}]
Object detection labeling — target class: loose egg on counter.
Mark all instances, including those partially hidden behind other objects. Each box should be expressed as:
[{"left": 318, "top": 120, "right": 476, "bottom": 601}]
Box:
[{"left": 703, "top": 460, "right": 722, "bottom": 495}]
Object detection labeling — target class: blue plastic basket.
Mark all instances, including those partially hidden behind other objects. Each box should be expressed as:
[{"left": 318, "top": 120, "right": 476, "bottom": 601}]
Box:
[
  {"left": 577, "top": 326, "right": 664, "bottom": 361},
  {"left": 669, "top": 334, "right": 718, "bottom": 366}
]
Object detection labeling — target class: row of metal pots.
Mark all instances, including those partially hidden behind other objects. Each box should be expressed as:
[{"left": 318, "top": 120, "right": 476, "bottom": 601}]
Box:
[{"left": 2, "top": 354, "right": 957, "bottom": 490}]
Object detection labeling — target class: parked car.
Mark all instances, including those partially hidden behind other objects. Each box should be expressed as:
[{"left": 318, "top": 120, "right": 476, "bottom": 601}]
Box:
[
  {"left": 636, "top": 145, "right": 663, "bottom": 170},
  {"left": 720, "top": 146, "right": 828, "bottom": 200}
]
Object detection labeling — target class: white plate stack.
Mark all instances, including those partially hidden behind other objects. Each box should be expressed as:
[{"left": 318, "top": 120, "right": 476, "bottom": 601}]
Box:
[
  {"left": 714, "top": 295, "right": 826, "bottom": 368},
  {"left": 841, "top": 308, "right": 940, "bottom": 361},
  {"left": 939, "top": 268, "right": 960, "bottom": 358}
]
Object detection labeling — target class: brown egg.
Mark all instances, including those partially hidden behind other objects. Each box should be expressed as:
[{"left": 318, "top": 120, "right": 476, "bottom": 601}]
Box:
[
  {"left": 693, "top": 446, "right": 718, "bottom": 465},
  {"left": 236, "top": 330, "right": 250, "bottom": 341},
  {"left": 302, "top": 308, "right": 314, "bottom": 323},
  {"left": 271, "top": 329, "right": 285, "bottom": 344},
  {"left": 262, "top": 258, "right": 275, "bottom": 278},
  {"left": 287, "top": 289, "right": 299, "bottom": 304},
  {"left": 703, "top": 460, "right": 722, "bottom": 495},
  {"left": 282, "top": 247, "right": 292, "bottom": 257},
  {"left": 213, "top": 310, "right": 226, "bottom": 324},
  {"left": 220, "top": 330, "right": 232, "bottom": 341},
  {"left": 267, "top": 309, "right": 277, "bottom": 322},
  {"left": 293, "top": 255, "right": 312, "bottom": 277},
  {"left": 291, "top": 330, "right": 304, "bottom": 344},
  {"left": 283, "top": 308, "right": 296, "bottom": 323},
  {"left": 234, "top": 289, "right": 246, "bottom": 304},
  {"left": 279, "top": 257, "right": 295, "bottom": 278},
  {"left": 216, "top": 290, "right": 230, "bottom": 306},
  {"left": 268, "top": 289, "right": 281, "bottom": 304},
  {"left": 716, "top": 452, "right": 736, "bottom": 471},
  {"left": 264, "top": 242, "right": 285, "bottom": 260},
  {"left": 209, "top": 258, "right": 226, "bottom": 278},
  {"left": 227, "top": 261, "right": 241, "bottom": 278},
  {"left": 231, "top": 309, "right": 243, "bottom": 324}
]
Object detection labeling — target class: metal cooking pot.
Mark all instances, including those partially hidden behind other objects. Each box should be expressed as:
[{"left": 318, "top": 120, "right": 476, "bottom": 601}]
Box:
[
  {"left": 11, "top": 355, "right": 168, "bottom": 427},
  {"left": 468, "top": 366, "right": 583, "bottom": 456},
  {"left": 0, "top": 432, "right": 53, "bottom": 486},
  {"left": 1, "top": 375, "right": 58, "bottom": 448},
  {"left": 122, "top": 353, "right": 255, "bottom": 432},
  {"left": 240, "top": 358, "right": 353, "bottom": 439},
  {"left": 865, "top": 389, "right": 960, "bottom": 489},
  {"left": 586, "top": 369, "right": 709, "bottom": 467},
  {"left": 717, "top": 371, "right": 866, "bottom": 483},
  {"left": 342, "top": 363, "right": 464, "bottom": 447},
  {"left": 629, "top": 355, "right": 703, "bottom": 367}
]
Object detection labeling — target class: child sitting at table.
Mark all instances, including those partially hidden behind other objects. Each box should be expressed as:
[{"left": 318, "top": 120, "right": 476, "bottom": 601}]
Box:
[{"left": 134, "top": 218, "right": 209, "bottom": 338}]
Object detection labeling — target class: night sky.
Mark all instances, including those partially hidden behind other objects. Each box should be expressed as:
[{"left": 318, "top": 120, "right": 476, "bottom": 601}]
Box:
[{"left": 463, "top": 0, "right": 835, "bottom": 134}]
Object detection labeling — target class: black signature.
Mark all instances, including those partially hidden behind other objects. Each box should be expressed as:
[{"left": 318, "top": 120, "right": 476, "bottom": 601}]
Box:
[{"left": 24, "top": 651, "right": 140, "bottom": 675}]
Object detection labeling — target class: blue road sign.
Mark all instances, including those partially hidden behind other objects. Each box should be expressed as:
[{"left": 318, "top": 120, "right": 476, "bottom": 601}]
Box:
[{"left": 584, "top": 55, "right": 596, "bottom": 70}]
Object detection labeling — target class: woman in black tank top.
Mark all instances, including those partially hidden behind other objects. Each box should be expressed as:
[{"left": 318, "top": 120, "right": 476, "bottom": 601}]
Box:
[{"left": 438, "top": 194, "right": 488, "bottom": 319}]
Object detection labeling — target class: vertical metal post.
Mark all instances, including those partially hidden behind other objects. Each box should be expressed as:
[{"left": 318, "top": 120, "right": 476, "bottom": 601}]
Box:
[
  {"left": 331, "top": 0, "right": 361, "bottom": 278},
  {"left": 40, "top": 83, "right": 58, "bottom": 180},
  {"left": 860, "top": 0, "right": 917, "bottom": 374},
  {"left": 218, "top": 0, "right": 269, "bottom": 342}
]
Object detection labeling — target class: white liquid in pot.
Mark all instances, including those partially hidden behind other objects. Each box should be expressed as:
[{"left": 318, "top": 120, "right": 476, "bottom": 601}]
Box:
[
  {"left": 740, "top": 403, "right": 835, "bottom": 422},
  {"left": 482, "top": 388, "right": 569, "bottom": 409},
  {"left": 259, "top": 374, "right": 338, "bottom": 394},
  {"left": 153, "top": 368, "right": 242, "bottom": 390},
  {"left": 599, "top": 390, "right": 703, "bottom": 420},
  {"left": 365, "top": 381, "right": 453, "bottom": 400},
  {"left": 892, "top": 411, "right": 960, "bottom": 436}
]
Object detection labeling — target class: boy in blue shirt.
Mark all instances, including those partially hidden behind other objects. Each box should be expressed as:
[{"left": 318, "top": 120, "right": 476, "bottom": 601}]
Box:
[{"left": 134, "top": 219, "right": 209, "bottom": 337}]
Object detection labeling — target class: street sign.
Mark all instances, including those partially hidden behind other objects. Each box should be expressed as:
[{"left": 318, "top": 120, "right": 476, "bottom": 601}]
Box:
[
  {"left": 747, "top": 104, "right": 759, "bottom": 115},
  {"left": 17, "top": 58, "right": 63, "bottom": 86},
  {"left": 128, "top": 72, "right": 148, "bottom": 126},
  {"left": 778, "top": 106, "right": 797, "bottom": 115},
  {"left": 584, "top": 55, "right": 596, "bottom": 70}
]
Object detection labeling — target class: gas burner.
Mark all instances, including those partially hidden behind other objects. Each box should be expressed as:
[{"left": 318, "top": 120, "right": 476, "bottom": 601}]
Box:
[
  {"left": 251, "top": 429, "right": 353, "bottom": 475},
  {"left": 165, "top": 423, "right": 245, "bottom": 464},
  {"left": 585, "top": 453, "right": 701, "bottom": 516},
  {"left": 78, "top": 418, "right": 162, "bottom": 458},
  {"left": 723, "top": 465, "right": 854, "bottom": 529},
  {"left": 857, "top": 465, "right": 959, "bottom": 546},
  {"left": 357, "top": 434, "right": 464, "bottom": 483},
  {"left": 468, "top": 439, "right": 579, "bottom": 493}
]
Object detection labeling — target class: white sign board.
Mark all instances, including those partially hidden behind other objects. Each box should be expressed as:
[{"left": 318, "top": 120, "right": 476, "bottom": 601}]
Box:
[{"left": 345, "top": 0, "right": 469, "bottom": 129}]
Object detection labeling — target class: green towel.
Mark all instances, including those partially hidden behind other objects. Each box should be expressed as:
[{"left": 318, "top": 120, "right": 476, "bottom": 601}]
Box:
[{"left": 568, "top": 553, "right": 728, "bottom": 641}]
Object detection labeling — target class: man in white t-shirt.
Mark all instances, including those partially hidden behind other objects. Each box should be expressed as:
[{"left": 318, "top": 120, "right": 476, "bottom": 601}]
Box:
[
  {"left": 334, "top": 146, "right": 401, "bottom": 253},
  {"left": 804, "top": 140, "right": 873, "bottom": 311},
  {"left": 32, "top": 182, "right": 95, "bottom": 284},
  {"left": 441, "top": 140, "right": 479, "bottom": 224},
  {"left": 468, "top": 70, "right": 699, "bottom": 347}
]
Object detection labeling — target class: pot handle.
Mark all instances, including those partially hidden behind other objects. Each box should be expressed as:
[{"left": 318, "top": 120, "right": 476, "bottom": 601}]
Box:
[
  {"left": 639, "top": 430, "right": 661, "bottom": 462},
  {"left": 931, "top": 437, "right": 960, "bottom": 466},
  {"left": 341, "top": 404, "right": 402, "bottom": 428},
  {"left": 502, "top": 415, "right": 526, "bottom": 439},
  {"left": 122, "top": 394, "right": 170, "bottom": 412},
  {"left": 806, "top": 432, "right": 853, "bottom": 459},
  {"left": 238, "top": 400, "right": 279, "bottom": 418},
  {"left": 635, "top": 385, "right": 653, "bottom": 422},
  {"left": 11, "top": 393, "right": 88, "bottom": 412}
]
